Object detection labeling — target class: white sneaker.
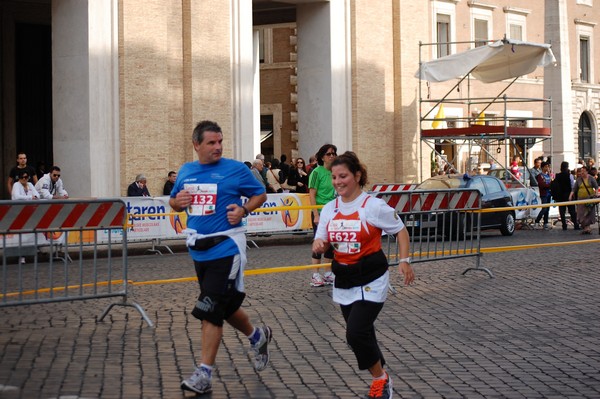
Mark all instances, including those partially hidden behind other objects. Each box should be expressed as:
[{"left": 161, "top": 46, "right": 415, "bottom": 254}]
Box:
[
  {"left": 323, "top": 271, "right": 335, "bottom": 285},
  {"left": 19, "top": 257, "right": 26, "bottom": 264},
  {"left": 181, "top": 366, "right": 212, "bottom": 394},
  {"left": 310, "top": 273, "right": 325, "bottom": 287},
  {"left": 250, "top": 325, "right": 272, "bottom": 371}
]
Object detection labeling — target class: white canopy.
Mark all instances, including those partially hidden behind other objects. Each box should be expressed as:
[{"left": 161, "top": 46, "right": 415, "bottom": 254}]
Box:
[{"left": 416, "top": 39, "right": 556, "bottom": 83}]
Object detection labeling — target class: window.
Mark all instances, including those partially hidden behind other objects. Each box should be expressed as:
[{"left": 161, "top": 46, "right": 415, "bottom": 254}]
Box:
[
  {"left": 580, "top": 37, "right": 590, "bottom": 83},
  {"left": 432, "top": 1, "right": 457, "bottom": 59},
  {"left": 504, "top": 7, "right": 529, "bottom": 41},
  {"left": 474, "top": 19, "right": 488, "bottom": 47},
  {"left": 575, "top": 18, "right": 594, "bottom": 84},
  {"left": 483, "top": 177, "right": 503, "bottom": 194},
  {"left": 469, "top": 3, "right": 494, "bottom": 48},
  {"left": 509, "top": 24, "right": 523, "bottom": 41},
  {"left": 437, "top": 14, "right": 451, "bottom": 57},
  {"left": 578, "top": 113, "right": 593, "bottom": 160}
]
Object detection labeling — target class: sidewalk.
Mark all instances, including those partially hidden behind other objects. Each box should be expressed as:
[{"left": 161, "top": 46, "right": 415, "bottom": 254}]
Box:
[{"left": 0, "top": 229, "right": 599, "bottom": 398}]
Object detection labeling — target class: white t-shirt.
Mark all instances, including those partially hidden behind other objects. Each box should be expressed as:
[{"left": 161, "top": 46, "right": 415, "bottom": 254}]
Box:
[{"left": 316, "top": 191, "right": 405, "bottom": 305}]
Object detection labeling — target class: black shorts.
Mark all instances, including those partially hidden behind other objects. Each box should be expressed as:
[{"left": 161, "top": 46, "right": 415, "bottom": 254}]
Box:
[{"left": 191, "top": 255, "right": 246, "bottom": 327}]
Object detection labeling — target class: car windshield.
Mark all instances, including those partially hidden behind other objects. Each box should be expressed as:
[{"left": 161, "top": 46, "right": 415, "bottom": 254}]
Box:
[
  {"left": 487, "top": 167, "right": 530, "bottom": 180},
  {"left": 417, "top": 176, "right": 464, "bottom": 189}
]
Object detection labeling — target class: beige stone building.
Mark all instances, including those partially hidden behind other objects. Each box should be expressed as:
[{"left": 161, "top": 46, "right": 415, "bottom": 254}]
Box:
[{"left": 0, "top": 0, "right": 598, "bottom": 198}]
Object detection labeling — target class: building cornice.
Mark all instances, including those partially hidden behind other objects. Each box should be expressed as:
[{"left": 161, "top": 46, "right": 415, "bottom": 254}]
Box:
[
  {"left": 467, "top": 1, "right": 497, "bottom": 11},
  {"left": 503, "top": 6, "right": 531, "bottom": 16},
  {"left": 574, "top": 19, "right": 597, "bottom": 28}
]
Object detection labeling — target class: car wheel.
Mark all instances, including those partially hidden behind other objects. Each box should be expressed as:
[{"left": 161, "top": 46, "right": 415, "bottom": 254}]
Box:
[{"left": 500, "top": 212, "right": 515, "bottom": 236}]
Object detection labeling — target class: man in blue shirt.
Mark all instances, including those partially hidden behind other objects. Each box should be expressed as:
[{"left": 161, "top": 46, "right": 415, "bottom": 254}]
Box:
[{"left": 170, "top": 120, "right": 271, "bottom": 395}]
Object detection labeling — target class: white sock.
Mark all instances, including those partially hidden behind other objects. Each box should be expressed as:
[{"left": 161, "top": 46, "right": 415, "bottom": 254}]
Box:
[{"left": 373, "top": 371, "right": 387, "bottom": 381}]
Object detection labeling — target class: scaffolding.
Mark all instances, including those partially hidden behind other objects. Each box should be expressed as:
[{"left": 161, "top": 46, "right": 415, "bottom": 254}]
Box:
[{"left": 416, "top": 38, "right": 556, "bottom": 188}]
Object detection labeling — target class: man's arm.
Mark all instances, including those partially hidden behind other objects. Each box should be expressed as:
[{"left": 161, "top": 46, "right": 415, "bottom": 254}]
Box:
[{"left": 226, "top": 193, "right": 267, "bottom": 226}]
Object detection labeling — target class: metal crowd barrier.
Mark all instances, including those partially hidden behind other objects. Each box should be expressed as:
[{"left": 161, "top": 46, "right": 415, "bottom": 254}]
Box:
[
  {"left": 373, "top": 189, "right": 492, "bottom": 278},
  {"left": 0, "top": 199, "right": 153, "bottom": 327}
]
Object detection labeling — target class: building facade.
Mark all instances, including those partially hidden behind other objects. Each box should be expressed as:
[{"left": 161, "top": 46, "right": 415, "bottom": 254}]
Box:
[{"left": 0, "top": 0, "right": 598, "bottom": 198}]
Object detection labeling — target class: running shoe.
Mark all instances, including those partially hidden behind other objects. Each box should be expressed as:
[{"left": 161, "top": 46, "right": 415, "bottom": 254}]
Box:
[
  {"left": 310, "top": 272, "right": 325, "bottom": 287},
  {"left": 251, "top": 325, "right": 272, "bottom": 371},
  {"left": 323, "top": 271, "right": 335, "bottom": 285},
  {"left": 367, "top": 373, "right": 393, "bottom": 399},
  {"left": 181, "top": 366, "right": 212, "bottom": 394}
]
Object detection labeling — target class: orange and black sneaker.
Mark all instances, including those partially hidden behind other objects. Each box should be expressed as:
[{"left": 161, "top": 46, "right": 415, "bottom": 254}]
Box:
[{"left": 367, "top": 373, "right": 393, "bottom": 399}]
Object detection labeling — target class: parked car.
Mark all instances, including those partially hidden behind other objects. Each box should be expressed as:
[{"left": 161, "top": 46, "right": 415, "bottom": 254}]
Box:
[{"left": 403, "top": 173, "right": 516, "bottom": 238}]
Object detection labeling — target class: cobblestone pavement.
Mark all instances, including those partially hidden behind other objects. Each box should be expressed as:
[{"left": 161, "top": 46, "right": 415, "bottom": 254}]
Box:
[{"left": 1, "top": 227, "right": 600, "bottom": 398}]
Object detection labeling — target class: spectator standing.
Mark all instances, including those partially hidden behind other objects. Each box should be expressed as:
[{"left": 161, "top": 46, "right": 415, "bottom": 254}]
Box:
[
  {"left": 308, "top": 144, "right": 338, "bottom": 287},
  {"left": 35, "top": 166, "right": 69, "bottom": 199},
  {"left": 170, "top": 120, "right": 271, "bottom": 395},
  {"left": 163, "top": 171, "right": 177, "bottom": 195},
  {"left": 7, "top": 153, "right": 37, "bottom": 197},
  {"left": 266, "top": 159, "right": 283, "bottom": 193},
  {"left": 306, "top": 155, "right": 318, "bottom": 175},
  {"left": 510, "top": 155, "right": 521, "bottom": 180},
  {"left": 286, "top": 157, "right": 309, "bottom": 193},
  {"left": 530, "top": 157, "right": 542, "bottom": 185},
  {"left": 127, "top": 174, "right": 150, "bottom": 197},
  {"left": 534, "top": 161, "right": 552, "bottom": 230},
  {"left": 569, "top": 166, "right": 599, "bottom": 234},
  {"left": 553, "top": 161, "right": 579, "bottom": 231},
  {"left": 251, "top": 159, "right": 266, "bottom": 188},
  {"left": 312, "top": 151, "right": 414, "bottom": 399},
  {"left": 279, "top": 154, "right": 291, "bottom": 184}
]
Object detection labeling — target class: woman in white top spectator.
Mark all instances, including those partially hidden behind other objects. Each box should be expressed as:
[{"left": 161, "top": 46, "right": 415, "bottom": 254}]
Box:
[
  {"left": 11, "top": 169, "right": 39, "bottom": 264},
  {"left": 12, "top": 169, "right": 40, "bottom": 201}
]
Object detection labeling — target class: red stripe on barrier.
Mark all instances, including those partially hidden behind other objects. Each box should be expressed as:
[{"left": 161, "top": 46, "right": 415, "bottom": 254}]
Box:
[
  {"left": 0, "top": 205, "right": 9, "bottom": 223},
  {"left": 421, "top": 193, "right": 437, "bottom": 211},
  {"left": 86, "top": 202, "right": 113, "bottom": 227},
  {"left": 36, "top": 204, "right": 64, "bottom": 229},
  {"left": 453, "top": 192, "right": 468, "bottom": 210},
  {"left": 62, "top": 203, "right": 89, "bottom": 228},
  {"left": 386, "top": 195, "right": 400, "bottom": 208},
  {"left": 110, "top": 207, "right": 126, "bottom": 227},
  {"left": 439, "top": 194, "right": 449, "bottom": 210},
  {"left": 9, "top": 205, "right": 37, "bottom": 230}
]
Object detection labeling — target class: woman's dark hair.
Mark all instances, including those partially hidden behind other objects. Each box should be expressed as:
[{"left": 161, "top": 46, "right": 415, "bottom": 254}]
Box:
[
  {"left": 17, "top": 169, "right": 29, "bottom": 179},
  {"left": 331, "top": 151, "right": 368, "bottom": 187},
  {"left": 296, "top": 157, "right": 307, "bottom": 172},
  {"left": 316, "top": 144, "right": 337, "bottom": 166},
  {"left": 271, "top": 158, "right": 280, "bottom": 168}
]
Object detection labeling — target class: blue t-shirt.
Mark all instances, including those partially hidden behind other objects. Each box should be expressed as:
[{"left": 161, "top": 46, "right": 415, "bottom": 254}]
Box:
[{"left": 171, "top": 158, "right": 265, "bottom": 261}]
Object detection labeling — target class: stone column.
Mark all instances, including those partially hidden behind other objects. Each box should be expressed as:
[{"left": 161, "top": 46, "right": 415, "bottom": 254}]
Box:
[
  {"left": 544, "top": 0, "right": 576, "bottom": 168},
  {"left": 52, "top": 0, "right": 120, "bottom": 197},
  {"left": 297, "top": 0, "right": 352, "bottom": 159}
]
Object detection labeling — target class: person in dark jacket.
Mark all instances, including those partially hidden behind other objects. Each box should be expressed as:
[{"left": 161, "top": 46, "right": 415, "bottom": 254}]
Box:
[
  {"left": 127, "top": 174, "right": 150, "bottom": 197},
  {"left": 534, "top": 162, "right": 552, "bottom": 229},
  {"left": 553, "top": 161, "right": 579, "bottom": 230},
  {"left": 163, "top": 171, "right": 177, "bottom": 195}
]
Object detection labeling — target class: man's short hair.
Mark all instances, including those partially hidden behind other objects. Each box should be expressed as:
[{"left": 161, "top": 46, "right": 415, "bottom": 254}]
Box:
[
  {"left": 540, "top": 161, "right": 550, "bottom": 169},
  {"left": 252, "top": 159, "right": 263, "bottom": 167},
  {"left": 135, "top": 174, "right": 146, "bottom": 182},
  {"left": 168, "top": 171, "right": 176, "bottom": 177},
  {"left": 255, "top": 153, "right": 265, "bottom": 160},
  {"left": 51, "top": 166, "right": 61, "bottom": 173},
  {"left": 193, "top": 120, "right": 222, "bottom": 144}
]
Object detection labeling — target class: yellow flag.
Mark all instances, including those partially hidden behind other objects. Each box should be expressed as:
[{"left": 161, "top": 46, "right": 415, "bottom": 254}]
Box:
[
  {"left": 475, "top": 112, "right": 485, "bottom": 125},
  {"left": 432, "top": 105, "right": 447, "bottom": 129}
]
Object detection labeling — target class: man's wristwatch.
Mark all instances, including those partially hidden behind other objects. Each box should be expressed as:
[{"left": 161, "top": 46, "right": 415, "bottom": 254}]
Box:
[{"left": 398, "top": 257, "right": 411, "bottom": 264}]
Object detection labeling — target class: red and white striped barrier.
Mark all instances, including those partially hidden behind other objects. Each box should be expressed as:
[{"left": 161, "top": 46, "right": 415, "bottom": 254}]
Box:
[
  {"left": 370, "top": 183, "right": 417, "bottom": 193},
  {"left": 0, "top": 200, "right": 126, "bottom": 232},
  {"left": 375, "top": 190, "right": 480, "bottom": 212}
]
